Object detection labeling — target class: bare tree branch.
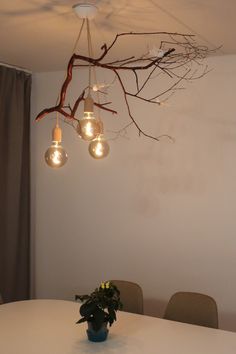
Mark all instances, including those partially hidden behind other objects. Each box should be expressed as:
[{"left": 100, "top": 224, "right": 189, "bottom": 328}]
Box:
[{"left": 36, "top": 30, "right": 214, "bottom": 141}]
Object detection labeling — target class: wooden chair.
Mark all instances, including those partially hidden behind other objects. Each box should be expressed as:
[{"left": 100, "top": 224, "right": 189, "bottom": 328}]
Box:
[
  {"left": 110, "top": 280, "right": 144, "bottom": 315},
  {"left": 164, "top": 291, "right": 218, "bottom": 329}
]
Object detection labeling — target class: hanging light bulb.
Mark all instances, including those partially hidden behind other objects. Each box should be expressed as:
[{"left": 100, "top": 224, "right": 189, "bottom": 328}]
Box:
[
  {"left": 89, "top": 134, "right": 110, "bottom": 159},
  {"left": 77, "top": 95, "right": 100, "bottom": 141},
  {"left": 45, "top": 124, "right": 68, "bottom": 168}
]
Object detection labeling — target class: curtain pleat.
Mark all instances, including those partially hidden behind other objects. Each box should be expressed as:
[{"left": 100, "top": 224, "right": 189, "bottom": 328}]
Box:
[{"left": 0, "top": 65, "right": 31, "bottom": 302}]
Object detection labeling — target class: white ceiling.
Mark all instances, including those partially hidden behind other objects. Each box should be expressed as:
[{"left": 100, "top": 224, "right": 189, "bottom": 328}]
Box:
[{"left": 0, "top": 0, "right": 235, "bottom": 72}]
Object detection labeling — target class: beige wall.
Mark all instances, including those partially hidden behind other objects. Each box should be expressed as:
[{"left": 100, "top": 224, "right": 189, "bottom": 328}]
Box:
[{"left": 31, "top": 55, "right": 236, "bottom": 331}]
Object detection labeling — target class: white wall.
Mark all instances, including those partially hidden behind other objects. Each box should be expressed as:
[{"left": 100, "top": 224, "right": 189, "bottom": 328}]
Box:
[{"left": 31, "top": 55, "right": 236, "bottom": 331}]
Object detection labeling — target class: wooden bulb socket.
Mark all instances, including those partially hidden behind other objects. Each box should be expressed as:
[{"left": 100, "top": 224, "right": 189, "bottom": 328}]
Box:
[
  {"left": 84, "top": 96, "right": 94, "bottom": 113},
  {"left": 52, "top": 126, "right": 62, "bottom": 142}
]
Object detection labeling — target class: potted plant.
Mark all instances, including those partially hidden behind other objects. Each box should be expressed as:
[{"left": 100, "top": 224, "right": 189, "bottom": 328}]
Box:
[{"left": 75, "top": 281, "right": 122, "bottom": 342}]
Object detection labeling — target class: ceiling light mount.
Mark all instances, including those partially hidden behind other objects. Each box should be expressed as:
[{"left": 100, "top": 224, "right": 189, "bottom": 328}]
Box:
[{"left": 73, "top": 3, "right": 98, "bottom": 19}]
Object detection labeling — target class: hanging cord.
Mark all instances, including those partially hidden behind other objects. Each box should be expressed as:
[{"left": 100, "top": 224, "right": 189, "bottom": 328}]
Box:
[
  {"left": 72, "top": 18, "right": 86, "bottom": 55},
  {"left": 86, "top": 17, "right": 102, "bottom": 122},
  {"left": 55, "top": 18, "right": 86, "bottom": 106},
  {"left": 86, "top": 18, "right": 92, "bottom": 96}
]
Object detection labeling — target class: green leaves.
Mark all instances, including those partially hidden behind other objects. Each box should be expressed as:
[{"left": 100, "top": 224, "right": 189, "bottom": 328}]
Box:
[
  {"left": 80, "top": 302, "right": 97, "bottom": 317},
  {"left": 91, "top": 308, "right": 106, "bottom": 331},
  {"left": 75, "top": 281, "right": 123, "bottom": 331},
  {"left": 76, "top": 317, "right": 87, "bottom": 324}
]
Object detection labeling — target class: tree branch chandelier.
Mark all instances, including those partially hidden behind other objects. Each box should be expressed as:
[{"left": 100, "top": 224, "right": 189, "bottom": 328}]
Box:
[{"left": 36, "top": 2, "right": 212, "bottom": 168}]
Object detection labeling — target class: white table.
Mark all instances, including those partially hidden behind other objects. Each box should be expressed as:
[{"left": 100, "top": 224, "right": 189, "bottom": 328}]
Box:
[{"left": 1, "top": 299, "right": 236, "bottom": 354}]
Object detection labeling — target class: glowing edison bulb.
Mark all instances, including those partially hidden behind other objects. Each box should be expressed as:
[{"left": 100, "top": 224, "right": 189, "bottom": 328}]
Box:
[
  {"left": 88, "top": 134, "right": 110, "bottom": 159},
  {"left": 44, "top": 125, "right": 68, "bottom": 168},
  {"left": 45, "top": 142, "right": 68, "bottom": 168},
  {"left": 77, "top": 95, "right": 100, "bottom": 141},
  {"left": 77, "top": 112, "right": 100, "bottom": 141}
]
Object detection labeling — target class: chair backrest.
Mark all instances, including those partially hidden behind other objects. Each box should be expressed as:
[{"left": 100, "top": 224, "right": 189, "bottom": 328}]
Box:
[
  {"left": 164, "top": 291, "right": 218, "bottom": 329},
  {"left": 110, "top": 280, "right": 144, "bottom": 315}
]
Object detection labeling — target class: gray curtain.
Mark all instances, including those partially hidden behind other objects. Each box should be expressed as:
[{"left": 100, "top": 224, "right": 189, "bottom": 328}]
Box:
[{"left": 0, "top": 65, "right": 31, "bottom": 302}]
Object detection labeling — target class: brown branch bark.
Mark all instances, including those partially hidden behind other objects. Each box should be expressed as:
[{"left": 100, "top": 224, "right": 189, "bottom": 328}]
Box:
[{"left": 35, "top": 30, "right": 213, "bottom": 142}]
